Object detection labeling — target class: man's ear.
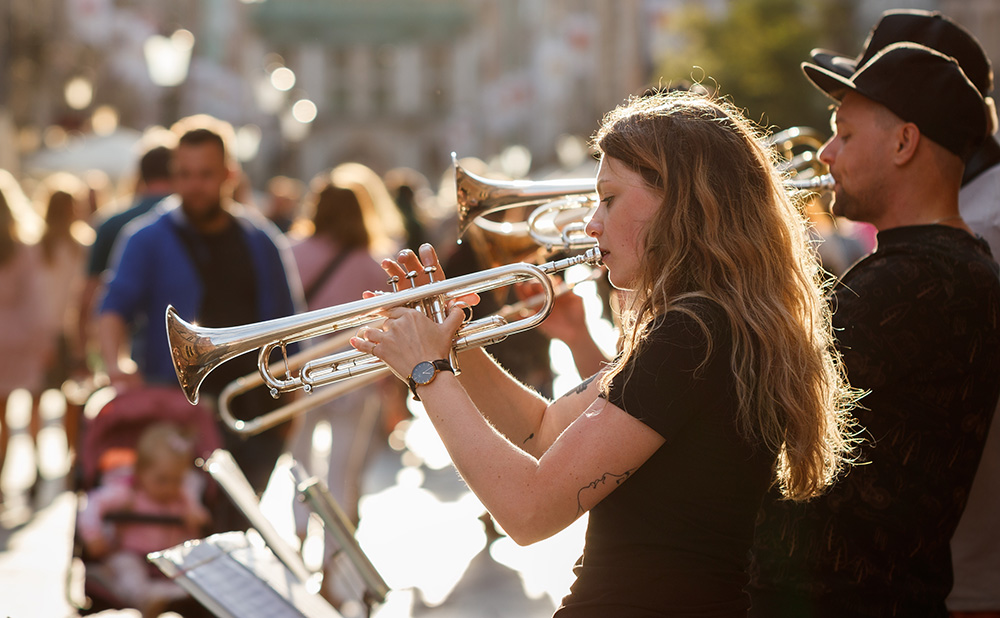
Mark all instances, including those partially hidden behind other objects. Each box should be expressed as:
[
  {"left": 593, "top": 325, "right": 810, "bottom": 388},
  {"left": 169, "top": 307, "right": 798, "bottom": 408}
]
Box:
[{"left": 892, "top": 123, "right": 920, "bottom": 165}]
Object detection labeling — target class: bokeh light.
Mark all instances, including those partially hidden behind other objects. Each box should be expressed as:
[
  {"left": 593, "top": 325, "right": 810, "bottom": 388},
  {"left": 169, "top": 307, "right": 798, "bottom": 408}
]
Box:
[
  {"left": 291, "top": 99, "right": 318, "bottom": 123},
  {"left": 270, "top": 67, "right": 297, "bottom": 92},
  {"left": 64, "top": 77, "right": 93, "bottom": 110}
]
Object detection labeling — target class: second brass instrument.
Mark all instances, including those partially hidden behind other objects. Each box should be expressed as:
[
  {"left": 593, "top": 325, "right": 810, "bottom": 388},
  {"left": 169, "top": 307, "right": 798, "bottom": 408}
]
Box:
[{"left": 455, "top": 127, "right": 834, "bottom": 250}]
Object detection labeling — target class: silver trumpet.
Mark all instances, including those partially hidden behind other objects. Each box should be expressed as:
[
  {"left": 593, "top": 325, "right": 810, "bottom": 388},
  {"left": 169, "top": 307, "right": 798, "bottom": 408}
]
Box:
[
  {"left": 167, "top": 248, "right": 603, "bottom": 407},
  {"left": 215, "top": 265, "right": 604, "bottom": 436}
]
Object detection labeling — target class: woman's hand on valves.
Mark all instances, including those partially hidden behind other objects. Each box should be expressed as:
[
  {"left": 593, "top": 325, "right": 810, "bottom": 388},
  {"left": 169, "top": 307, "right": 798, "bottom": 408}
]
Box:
[{"left": 351, "top": 243, "right": 477, "bottom": 380}]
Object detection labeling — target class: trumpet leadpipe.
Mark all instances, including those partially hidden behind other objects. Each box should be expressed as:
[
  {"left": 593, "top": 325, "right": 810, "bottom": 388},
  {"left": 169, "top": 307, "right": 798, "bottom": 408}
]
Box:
[{"left": 785, "top": 174, "right": 834, "bottom": 191}]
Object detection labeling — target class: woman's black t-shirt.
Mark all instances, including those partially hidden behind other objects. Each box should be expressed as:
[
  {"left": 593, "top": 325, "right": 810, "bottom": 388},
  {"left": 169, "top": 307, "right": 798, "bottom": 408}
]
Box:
[{"left": 556, "top": 302, "right": 775, "bottom": 617}]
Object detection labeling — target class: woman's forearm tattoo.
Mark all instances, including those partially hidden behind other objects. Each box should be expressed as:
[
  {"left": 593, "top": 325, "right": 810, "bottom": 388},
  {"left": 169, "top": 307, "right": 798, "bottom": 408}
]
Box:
[{"left": 576, "top": 469, "right": 634, "bottom": 514}]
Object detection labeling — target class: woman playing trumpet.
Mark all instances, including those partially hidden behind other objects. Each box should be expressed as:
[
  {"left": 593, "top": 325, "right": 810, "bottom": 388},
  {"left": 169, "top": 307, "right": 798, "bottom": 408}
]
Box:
[{"left": 351, "top": 90, "right": 859, "bottom": 617}]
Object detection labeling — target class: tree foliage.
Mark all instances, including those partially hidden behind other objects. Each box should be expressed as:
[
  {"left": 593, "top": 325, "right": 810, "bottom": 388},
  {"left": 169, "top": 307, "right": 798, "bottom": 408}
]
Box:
[{"left": 652, "top": 0, "right": 860, "bottom": 136}]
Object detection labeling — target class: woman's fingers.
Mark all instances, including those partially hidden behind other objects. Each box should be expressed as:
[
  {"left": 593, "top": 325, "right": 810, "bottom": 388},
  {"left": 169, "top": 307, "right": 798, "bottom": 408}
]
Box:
[
  {"left": 357, "top": 325, "right": 384, "bottom": 344},
  {"left": 384, "top": 244, "right": 449, "bottom": 289},
  {"left": 396, "top": 249, "right": 426, "bottom": 286},
  {"left": 380, "top": 258, "right": 408, "bottom": 285},
  {"left": 350, "top": 335, "right": 378, "bottom": 356},
  {"left": 418, "top": 243, "right": 444, "bottom": 279},
  {"left": 444, "top": 301, "right": 468, "bottom": 330}
]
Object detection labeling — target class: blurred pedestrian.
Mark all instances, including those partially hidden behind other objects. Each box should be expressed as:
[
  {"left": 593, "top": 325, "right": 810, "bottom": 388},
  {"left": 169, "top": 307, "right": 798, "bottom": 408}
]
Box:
[
  {"left": 98, "top": 114, "right": 303, "bottom": 531},
  {"left": 82, "top": 142, "right": 175, "bottom": 354},
  {"left": 331, "top": 162, "right": 406, "bottom": 258},
  {"left": 0, "top": 170, "right": 47, "bottom": 506},
  {"left": 264, "top": 175, "right": 303, "bottom": 234},
  {"left": 286, "top": 171, "right": 394, "bottom": 606},
  {"left": 71, "top": 141, "right": 175, "bottom": 457},
  {"left": 329, "top": 162, "right": 410, "bottom": 435},
  {"left": 383, "top": 166, "right": 433, "bottom": 251},
  {"left": 81, "top": 169, "right": 114, "bottom": 227},
  {"left": 33, "top": 173, "right": 91, "bottom": 490}
]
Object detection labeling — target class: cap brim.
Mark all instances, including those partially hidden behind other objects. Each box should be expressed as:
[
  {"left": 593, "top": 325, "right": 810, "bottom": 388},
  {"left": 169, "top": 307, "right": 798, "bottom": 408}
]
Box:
[
  {"left": 802, "top": 61, "right": 855, "bottom": 101},
  {"left": 810, "top": 48, "right": 857, "bottom": 77}
]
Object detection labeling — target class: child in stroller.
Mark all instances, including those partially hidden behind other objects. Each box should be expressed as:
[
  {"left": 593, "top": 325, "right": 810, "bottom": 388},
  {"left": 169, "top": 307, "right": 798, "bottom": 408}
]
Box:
[{"left": 73, "top": 386, "right": 220, "bottom": 617}]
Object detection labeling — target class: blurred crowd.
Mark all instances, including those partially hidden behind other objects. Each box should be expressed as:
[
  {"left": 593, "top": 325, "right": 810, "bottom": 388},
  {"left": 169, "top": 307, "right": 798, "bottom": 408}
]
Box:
[{"left": 0, "top": 110, "right": 603, "bottom": 615}]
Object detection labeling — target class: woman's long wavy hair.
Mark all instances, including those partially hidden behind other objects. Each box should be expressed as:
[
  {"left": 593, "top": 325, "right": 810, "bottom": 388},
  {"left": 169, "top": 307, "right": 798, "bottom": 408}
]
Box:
[
  {"left": 293, "top": 169, "right": 395, "bottom": 256},
  {"left": 595, "top": 91, "right": 859, "bottom": 501}
]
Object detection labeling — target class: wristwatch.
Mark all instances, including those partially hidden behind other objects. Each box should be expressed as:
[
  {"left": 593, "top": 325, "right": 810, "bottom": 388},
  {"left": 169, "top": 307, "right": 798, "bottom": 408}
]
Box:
[{"left": 407, "top": 358, "right": 454, "bottom": 401}]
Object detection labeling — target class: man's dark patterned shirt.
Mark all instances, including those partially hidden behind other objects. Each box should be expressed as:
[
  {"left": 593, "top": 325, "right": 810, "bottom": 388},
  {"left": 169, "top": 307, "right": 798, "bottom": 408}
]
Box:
[{"left": 750, "top": 225, "right": 1000, "bottom": 618}]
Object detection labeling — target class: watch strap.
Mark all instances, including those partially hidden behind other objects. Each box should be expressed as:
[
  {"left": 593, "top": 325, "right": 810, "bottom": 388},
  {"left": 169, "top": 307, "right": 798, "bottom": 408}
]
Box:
[{"left": 407, "top": 358, "right": 454, "bottom": 401}]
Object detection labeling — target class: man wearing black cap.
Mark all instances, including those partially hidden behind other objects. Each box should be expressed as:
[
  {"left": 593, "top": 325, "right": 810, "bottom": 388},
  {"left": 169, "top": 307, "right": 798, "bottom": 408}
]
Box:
[
  {"left": 806, "top": 11, "right": 1000, "bottom": 613},
  {"left": 749, "top": 43, "right": 1000, "bottom": 617},
  {"left": 810, "top": 8, "right": 1000, "bottom": 267}
]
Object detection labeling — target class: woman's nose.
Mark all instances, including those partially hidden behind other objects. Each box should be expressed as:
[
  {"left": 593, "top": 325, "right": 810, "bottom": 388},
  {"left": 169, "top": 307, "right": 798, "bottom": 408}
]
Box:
[{"left": 585, "top": 207, "right": 603, "bottom": 238}]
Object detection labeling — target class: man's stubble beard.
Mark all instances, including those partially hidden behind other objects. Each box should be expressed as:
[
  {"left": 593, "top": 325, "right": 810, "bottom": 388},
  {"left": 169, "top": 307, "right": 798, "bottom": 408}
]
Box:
[
  {"left": 830, "top": 178, "right": 884, "bottom": 226},
  {"left": 183, "top": 198, "right": 225, "bottom": 228}
]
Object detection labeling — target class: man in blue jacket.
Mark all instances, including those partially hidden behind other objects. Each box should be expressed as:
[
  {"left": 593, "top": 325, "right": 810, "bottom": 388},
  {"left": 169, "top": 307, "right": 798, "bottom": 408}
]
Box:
[{"left": 99, "top": 116, "right": 303, "bottom": 529}]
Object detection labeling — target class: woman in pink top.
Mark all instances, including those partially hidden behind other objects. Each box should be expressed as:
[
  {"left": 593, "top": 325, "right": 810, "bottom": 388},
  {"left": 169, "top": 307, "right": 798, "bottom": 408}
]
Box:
[
  {"left": 0, "top": 173, "right": 47, "bottom": 506},
  {"left": 286, "top": 169, "right": 397, "bottom": 605},
  {"left": 78, "top": 422, "right": 209, "bottom": 617}
]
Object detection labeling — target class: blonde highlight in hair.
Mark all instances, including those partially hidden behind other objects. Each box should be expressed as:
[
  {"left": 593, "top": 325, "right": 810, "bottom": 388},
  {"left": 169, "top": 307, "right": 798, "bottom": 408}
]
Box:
[{"left": 595, "top": 91, "right": 859, "bottom": 500}]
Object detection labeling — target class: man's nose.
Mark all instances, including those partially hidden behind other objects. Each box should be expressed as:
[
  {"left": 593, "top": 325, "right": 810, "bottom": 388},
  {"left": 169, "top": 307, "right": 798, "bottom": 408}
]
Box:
[{"left": 818, "top": 136, "right": 837, "bottom": 167}]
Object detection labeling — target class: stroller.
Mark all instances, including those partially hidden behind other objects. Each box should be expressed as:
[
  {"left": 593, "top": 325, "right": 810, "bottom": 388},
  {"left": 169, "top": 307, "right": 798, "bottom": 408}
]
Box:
[{"left": 69, "top": 385, "right": 222, "bottom": 616}]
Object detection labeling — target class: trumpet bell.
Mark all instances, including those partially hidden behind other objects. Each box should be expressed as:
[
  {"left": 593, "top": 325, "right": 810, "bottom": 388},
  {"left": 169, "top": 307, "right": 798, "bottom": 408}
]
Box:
[
  {"left": 168, "top": 307, "right": 280, "bottom": 405},
  {"left": 454, "top": 155, "right": 596, "bottom": 238},
  {"left": 167, "top": 307, "right": 225, "bottom": 405}
]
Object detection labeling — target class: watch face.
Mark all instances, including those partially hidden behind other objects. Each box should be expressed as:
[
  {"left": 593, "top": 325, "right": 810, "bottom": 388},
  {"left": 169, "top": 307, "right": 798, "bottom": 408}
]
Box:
[{"left": 412, "top": 361, "right": 437, "bottom": 385}]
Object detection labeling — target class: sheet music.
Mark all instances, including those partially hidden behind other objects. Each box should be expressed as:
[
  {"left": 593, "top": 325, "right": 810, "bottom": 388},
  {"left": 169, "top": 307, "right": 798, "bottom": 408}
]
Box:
[{"left": 149, "top": 532, "right": 342, "bottom": 618}]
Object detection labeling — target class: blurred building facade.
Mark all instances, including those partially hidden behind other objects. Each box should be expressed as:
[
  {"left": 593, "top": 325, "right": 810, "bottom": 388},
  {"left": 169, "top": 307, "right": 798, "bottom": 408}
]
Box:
[
  {"left": 1, "top": 0, "right": 648, "bottom": 186},
  {"left": 0, "top": 0, "right": 997, "bottom": 188}
]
